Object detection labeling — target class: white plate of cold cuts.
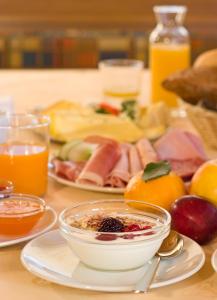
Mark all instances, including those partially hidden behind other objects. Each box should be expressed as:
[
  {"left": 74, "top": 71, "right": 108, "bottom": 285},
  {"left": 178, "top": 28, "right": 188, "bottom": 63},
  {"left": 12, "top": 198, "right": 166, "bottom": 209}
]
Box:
[
  {"left": 49, "top": 171, "right": 125, "bottom": 194},
  {"left": 49, "top": 130, "right": 208, "bottom": 194}
]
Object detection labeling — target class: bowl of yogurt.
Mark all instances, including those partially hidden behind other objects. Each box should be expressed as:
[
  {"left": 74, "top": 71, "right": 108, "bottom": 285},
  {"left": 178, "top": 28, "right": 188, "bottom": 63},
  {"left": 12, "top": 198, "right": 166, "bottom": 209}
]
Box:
[{"left": 59, "top": 199, "right": 171, "bottom": 271}]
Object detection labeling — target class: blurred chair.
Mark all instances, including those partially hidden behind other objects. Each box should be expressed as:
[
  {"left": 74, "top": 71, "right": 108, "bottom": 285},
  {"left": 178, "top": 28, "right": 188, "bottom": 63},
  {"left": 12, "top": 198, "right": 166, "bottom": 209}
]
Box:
[{"left": 194, "top": 49, "right": 217, "bottom": 68}]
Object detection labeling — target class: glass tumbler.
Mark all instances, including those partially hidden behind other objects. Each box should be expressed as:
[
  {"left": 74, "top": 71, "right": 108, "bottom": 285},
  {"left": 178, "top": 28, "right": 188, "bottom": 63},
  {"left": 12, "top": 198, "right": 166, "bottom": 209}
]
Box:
[
  {"left": 0, "top": 114, "right": 49, "bottom": 196},
  {"left": 99, "top": 59, "right": 144, "bottom": 102}
]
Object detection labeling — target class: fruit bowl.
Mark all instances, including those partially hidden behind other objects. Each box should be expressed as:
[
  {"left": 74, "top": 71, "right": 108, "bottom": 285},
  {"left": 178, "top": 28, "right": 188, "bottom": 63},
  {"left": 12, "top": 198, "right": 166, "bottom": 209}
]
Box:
[{"left": 59, "top": 199, "right": 171, "bottom": 271}]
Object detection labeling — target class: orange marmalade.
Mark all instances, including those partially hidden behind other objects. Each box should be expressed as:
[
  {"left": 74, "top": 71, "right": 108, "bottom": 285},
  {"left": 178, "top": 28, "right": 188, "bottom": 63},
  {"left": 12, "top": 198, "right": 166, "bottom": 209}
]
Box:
[{"left": 0, "top": 196, "right": 45, "bottom": 236}]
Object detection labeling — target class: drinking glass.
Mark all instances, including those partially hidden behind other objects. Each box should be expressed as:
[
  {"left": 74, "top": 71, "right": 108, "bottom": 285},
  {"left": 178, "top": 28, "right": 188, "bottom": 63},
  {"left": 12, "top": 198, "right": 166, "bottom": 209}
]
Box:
[
  {"left": 0, "top": 96, "right": 14, "bottom": 113},
  {"left": 99, "top": 59, "right": 144, "bottom": 102},
  {"left": 0, "top": 114, "right": 49, "bottom": 196}
]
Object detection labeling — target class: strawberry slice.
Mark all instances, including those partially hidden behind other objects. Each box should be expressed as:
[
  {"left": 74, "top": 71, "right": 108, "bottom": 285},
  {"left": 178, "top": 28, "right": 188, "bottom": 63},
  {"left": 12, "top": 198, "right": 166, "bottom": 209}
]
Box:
[{"left": 124, "top": 224, "right": 141, "bottom": 232}]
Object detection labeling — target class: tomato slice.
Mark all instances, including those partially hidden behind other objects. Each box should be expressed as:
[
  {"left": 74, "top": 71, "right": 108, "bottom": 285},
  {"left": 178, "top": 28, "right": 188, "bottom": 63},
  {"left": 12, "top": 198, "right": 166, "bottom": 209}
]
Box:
[{"left": 99, "top": 102, "right": 120, "bottom": 116}]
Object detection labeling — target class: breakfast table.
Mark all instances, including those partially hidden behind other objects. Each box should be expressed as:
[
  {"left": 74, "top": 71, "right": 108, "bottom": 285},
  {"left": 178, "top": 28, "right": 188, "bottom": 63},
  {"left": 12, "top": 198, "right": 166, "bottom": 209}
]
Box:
[{"left": 0, "top": 69, "right": 217, "bottom": 300}]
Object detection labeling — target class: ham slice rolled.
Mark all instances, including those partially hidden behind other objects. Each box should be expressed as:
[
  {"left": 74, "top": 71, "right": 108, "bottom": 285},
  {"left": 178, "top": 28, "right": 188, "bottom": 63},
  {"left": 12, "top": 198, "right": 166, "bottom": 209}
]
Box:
[
  {"left": 106, "top": 144, "right": 130, "bottom": 188},
  {"left": 52, "top": 159, "right": 85, "bottom": 181},
  {"left": 128, "top": 144, "right": 143, "bottom": 177},
  {"left": 136, "top": 138, "right": 158, "bottom": 168},
  {"left": 154, "top": 128, "right": 207, "bottom": 178},
  {"left": 76, "top": 142, "right": 121, "bottom": 186}
]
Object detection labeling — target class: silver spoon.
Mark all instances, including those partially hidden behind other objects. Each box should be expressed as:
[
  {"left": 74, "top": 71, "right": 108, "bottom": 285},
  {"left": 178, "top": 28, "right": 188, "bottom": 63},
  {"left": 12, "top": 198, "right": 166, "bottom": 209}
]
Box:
[{"left": 134, "top": 230, "right": 184, "bottom": 293}]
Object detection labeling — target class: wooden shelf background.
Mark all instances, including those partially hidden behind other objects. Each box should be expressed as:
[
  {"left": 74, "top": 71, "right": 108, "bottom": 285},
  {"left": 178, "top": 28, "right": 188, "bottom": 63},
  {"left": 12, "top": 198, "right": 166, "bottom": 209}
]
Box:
[{"left": 0, "top": 0, "right": 216, "bottom": 37}]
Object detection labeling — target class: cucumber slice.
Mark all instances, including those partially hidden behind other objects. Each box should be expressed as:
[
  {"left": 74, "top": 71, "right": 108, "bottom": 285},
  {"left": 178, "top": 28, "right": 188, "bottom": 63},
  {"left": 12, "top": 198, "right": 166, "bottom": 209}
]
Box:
[
  {"left": 58, "top": 140, "right": 97, "bottom": 162},
  {"left": 58, "top": 140, "right": 82, "bottom": 160},
  {"left": 68, "top": 142, "right": 97, "bottom": 162}
]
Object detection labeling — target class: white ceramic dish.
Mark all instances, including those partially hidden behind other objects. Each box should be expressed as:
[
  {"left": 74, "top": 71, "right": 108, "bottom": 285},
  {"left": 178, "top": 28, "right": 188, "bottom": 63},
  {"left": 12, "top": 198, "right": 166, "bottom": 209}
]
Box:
[
  {"left": 21, "top": 229, "right": 205, "bottom": 292},
  {"left": 49, "top": 171, "right": 125, "bottom": 194},
  {"left": 59, "top": 199, "right": 171, "bottom": 271},
  {"left": 0, "top": 207, "right": 57, "bottom": 248},
  {"left": 211, "top": 248, "right": 217, "bottom": 272}
]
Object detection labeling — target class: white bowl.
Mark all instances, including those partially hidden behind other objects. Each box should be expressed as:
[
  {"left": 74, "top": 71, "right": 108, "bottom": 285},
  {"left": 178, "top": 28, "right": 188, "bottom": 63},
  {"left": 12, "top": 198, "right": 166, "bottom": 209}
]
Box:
[{"left": 59, "top": 199, "right": 171, "bottom": 271}]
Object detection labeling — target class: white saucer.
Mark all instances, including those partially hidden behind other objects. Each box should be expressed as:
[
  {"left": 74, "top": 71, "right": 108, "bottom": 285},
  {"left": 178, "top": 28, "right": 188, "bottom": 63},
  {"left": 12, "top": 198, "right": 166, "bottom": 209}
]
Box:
[
  {"left": 49, "top": 171, "right": 124, "bottom": 194},
  {"left": 211, "top": 248, "right": 217, "bottom": 272},
  {"left": 0, "top": 207, "right": 57, "bottom": 248},
  {"left": 21, "top": 229, "right": 205, "bottom": 292}
]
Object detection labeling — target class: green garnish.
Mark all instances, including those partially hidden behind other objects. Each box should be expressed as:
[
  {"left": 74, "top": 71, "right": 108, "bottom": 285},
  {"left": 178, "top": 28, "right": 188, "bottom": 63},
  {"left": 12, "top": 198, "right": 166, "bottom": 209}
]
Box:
[
  {"left": 95, "top": 108, "right": 110, "bottom": 114},
  {"left": 121, "top": 100, "right": 137, "bottom": 119},
  {"left": 142, "top": 161, "right": 171, "bottom": 182}
]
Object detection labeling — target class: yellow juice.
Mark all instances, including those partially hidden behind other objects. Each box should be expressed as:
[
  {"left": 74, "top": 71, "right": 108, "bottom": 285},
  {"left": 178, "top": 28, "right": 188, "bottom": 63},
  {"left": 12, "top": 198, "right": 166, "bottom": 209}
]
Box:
[
  {"left": 104, "top": 90, "right": 139, "bottom": 100},
  {"left": 0, "top": 143, "right": 48, "bottom": 196},
  {"left": 150, "top": 43, "right": 190, "bottom": 107}
]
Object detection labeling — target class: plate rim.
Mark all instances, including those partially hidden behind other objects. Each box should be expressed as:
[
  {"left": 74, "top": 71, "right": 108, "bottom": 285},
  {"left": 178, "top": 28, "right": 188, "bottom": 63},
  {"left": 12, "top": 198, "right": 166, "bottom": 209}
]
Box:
[
  {"left": 49, "top": 171, "right": 125, "bottom": 194},
  {"left": 20, "top": 229, "right": 205, "bottom": 292},
  {"left": 0, "top": 206, "right": 57, "bottom": 248}
]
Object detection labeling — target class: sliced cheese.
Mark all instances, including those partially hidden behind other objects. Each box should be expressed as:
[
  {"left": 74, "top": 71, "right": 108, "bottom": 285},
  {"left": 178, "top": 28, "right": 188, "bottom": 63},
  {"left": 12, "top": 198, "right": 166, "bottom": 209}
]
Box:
[
  {"left": 41, "top": 100, "right": 92, "bottom": 116},
  {"left": 50, "top": 112, "right": 144, "bottom": 143}
]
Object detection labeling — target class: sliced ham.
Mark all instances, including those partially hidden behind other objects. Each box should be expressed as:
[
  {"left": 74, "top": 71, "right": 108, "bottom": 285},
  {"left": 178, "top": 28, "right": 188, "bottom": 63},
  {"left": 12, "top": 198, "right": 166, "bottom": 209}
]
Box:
[
  {"left": 184, "top": 131, "right": 207, "bottom": 160},
  {"left": 128, "top": 144, "right": 143, "bottom": 177},
  {"left": 136, "top": 138, "right": 158, "bottom": 168},
  {"left": 154, "top": 128, "right": 206, "bottom": 161},
  {"left": 52, "top": 159, "right": 85, "bottom": 181},
  {"left": 106, "top": 144, "right": 130, "bottom": 188},
  {"left": 76, "top": 142, "right": 121, "bottom": 186},
  {"left": 169, "top": 160, "right": 201, "bottom": 180},
  {"left": 154, "top": 128, "right": 207, "bottom": 178}
]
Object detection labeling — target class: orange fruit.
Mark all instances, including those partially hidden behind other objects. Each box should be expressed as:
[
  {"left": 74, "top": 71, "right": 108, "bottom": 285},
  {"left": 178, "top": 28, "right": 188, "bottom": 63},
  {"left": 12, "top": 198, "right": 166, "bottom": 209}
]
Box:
[
  {"left": 190, "top": 159, "right": 217, "bottom": 206},
  {"left": 124, "top": 171, "right": 186, "bottom": 211}
]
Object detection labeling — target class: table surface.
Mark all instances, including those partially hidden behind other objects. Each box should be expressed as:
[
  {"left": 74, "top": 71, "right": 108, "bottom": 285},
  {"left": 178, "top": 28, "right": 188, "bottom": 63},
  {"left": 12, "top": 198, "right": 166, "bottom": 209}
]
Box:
[{"left": 0, "top": 69, "right": 217, "bottom": 300}]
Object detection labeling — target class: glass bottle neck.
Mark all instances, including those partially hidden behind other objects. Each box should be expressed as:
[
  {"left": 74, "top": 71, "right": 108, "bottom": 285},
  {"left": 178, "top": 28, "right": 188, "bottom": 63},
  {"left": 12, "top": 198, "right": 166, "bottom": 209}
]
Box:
[
  {"left": 154, "top": 5, "right": 186, "bottom": 27},
  {"left": 155, "top": 13, "right": 185, "bottom": 27}
]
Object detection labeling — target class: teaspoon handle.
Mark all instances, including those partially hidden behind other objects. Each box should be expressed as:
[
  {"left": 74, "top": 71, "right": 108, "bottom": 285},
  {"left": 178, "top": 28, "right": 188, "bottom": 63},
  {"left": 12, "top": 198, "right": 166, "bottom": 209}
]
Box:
[{"left": 134, "top": 256, "right": 161, "bottom": 293}]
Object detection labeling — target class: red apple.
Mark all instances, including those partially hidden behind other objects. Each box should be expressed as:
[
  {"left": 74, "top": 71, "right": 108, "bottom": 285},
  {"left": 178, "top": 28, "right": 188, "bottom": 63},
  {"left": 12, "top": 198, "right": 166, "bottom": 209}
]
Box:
[{"left": 170, "top": 195, "right": 217, "bottom": 244}]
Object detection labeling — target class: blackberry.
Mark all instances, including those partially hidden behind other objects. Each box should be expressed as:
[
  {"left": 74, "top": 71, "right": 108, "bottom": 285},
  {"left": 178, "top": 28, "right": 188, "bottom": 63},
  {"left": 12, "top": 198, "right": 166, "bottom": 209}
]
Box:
[{"left": 98, "top": 217, "right": 124, "bottom": 232}]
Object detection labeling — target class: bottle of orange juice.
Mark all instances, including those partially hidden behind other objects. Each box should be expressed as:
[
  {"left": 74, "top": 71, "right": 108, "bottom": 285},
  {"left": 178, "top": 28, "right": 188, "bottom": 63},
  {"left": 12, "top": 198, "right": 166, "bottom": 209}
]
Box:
[{"left": 149, "top": 6, "right": 190, "bottom": 107}]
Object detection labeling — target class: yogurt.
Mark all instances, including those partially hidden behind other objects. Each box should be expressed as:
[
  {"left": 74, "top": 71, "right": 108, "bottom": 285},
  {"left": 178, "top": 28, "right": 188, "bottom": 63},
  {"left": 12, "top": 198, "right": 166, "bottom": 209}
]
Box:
[{"left": 59, "top": 200, "right": 171, "bottom": 271}]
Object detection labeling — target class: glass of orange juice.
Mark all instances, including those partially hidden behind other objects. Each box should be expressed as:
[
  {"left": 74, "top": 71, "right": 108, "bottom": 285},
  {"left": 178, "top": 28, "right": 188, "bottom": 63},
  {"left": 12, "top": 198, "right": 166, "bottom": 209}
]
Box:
[
  {"left": 149, "top": 6, "right": 190, "bottom": 107},
  {"left": 0, "top": 114, "right": 49, "bottom": 196}
]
